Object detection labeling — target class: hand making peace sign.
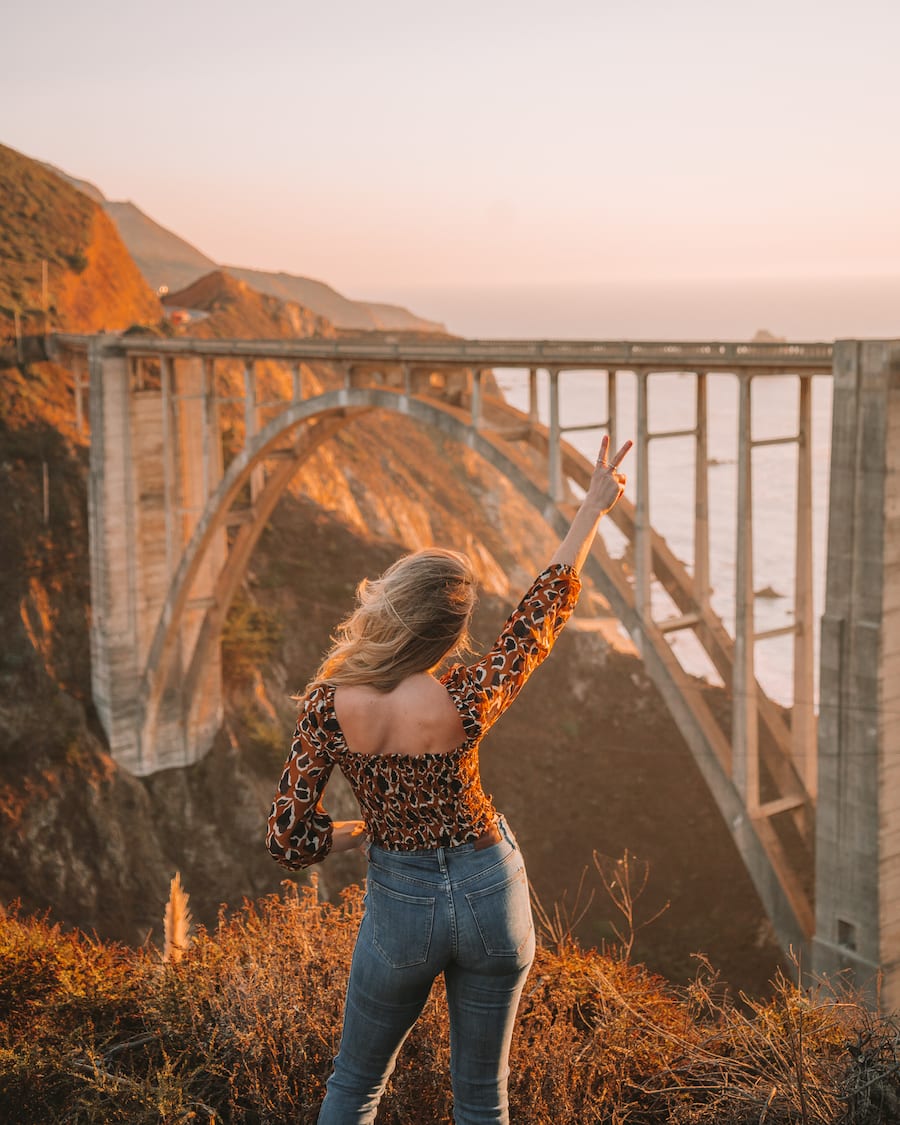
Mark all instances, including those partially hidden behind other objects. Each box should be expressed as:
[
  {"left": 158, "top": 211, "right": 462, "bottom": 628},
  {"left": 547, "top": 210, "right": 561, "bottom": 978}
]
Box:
[{"left": 588, "top": 434, "right": 633, "bottom": 514}]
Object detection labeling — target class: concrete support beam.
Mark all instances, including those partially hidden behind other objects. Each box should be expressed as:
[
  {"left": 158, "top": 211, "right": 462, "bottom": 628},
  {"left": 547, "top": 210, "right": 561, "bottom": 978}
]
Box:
[
  {"left": 87, "top": 338, "right": 142, "bottom": 770},
  {"left": 471, "top": 368, "right": 483, "bottom": 431},
  {"left": 547, "top": 369, "right": 562, "bottom": 502},
  {"left": 73, "top": 354, "right": 87, "bottom": 435},
  {"left": 244, "top": 359, "right": 264, "bottom": 502},
  {"left": 793, "top": 376, "right": 816, "bottom": 796},
  {"left": 814, "top": 339, "right": 900, "bottom": 1011},
  {"left": 694, "top": 373, "right": 710, "bottom": 613},
  {"left": 634, "top": 370, "right": 651, "bottom": 624},
  {"left": 528, "top": 367, "right": 538, "bottom": 425},
  {"left": 607, "top": 369, "right": 618, "bottom": 454},
  {"left": 733, "top": 373, "right": 759, "bottom": 811},
  {"left": 87, "top": 343, "right": 226, "bottom": 774}
]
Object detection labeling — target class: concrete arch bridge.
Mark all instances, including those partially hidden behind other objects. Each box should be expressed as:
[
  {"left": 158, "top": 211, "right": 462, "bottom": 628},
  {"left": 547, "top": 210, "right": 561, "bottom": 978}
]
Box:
[{"left": 51, "top": 332, "right": 900, "bottom": 1008}]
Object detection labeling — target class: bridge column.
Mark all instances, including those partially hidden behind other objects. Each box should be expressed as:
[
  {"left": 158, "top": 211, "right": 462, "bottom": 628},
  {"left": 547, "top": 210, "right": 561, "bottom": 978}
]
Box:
[
  {"left": 793, "top": 376, "right": 816, "bottom": 795},
  {"left": 634, "top": 369, "right": 651, "bottom": 623},
  {"left": 244, "top": 359, "right": 264, "bottom": 502},
  {"left": 87, "top": 337, "right": 143, "bottom": 770},
  {"left": 607, "top": 369, "right": 618, "bottom": 454},
  {"left": 528, "top": 368, "right": 538, "bottom": 425},
  {"left": 733, "top": 373, "right": 759, "bottom": 810},
  {"left": 471, "top": 368, "right": 483, "bottom": 430},
  {"left": 167, "top": 356, "right": 226, "bottom": 765},
  {"left": 547, "top": 368, "right": 562, "bottom": 502},
  {"left": 694, "top": 373, "right": 710, "bottom": 613},
  {"left": 87, "top": 342, "right": 225, "bottom": 774},
  {"left": 814, "top": 339, "right": 900, "bottom": 1010},
  {"left": 73, "top": 352, "right": 87, "bottom": 435}
]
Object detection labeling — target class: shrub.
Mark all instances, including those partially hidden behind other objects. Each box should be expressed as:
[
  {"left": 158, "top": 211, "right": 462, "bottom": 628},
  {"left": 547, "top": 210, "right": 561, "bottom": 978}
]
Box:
[{"left": 0, "top": 888, "right": 898, "bottom": 1123}]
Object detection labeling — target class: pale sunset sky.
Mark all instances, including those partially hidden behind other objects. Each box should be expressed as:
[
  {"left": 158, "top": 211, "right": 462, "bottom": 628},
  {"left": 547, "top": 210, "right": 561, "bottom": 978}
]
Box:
[{"left": 3, "top": 0, "right": 899, "bottom": 324}]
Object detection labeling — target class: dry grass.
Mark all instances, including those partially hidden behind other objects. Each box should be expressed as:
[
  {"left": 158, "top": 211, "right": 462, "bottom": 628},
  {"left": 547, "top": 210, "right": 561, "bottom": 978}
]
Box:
[{"left": 0, "top": 881, "right": 897, "bottom": 1124}]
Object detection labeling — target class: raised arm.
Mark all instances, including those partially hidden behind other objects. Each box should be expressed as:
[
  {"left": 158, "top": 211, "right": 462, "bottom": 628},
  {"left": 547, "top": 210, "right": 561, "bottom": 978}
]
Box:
[{"left": 549, "top": 435, "right": 632, "bottom": 574}]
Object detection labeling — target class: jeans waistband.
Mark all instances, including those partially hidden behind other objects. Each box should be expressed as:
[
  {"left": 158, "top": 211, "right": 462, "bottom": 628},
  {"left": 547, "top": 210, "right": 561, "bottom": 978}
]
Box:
[{"left": 370, "top": 815, "right": 513, "bottom": 860}]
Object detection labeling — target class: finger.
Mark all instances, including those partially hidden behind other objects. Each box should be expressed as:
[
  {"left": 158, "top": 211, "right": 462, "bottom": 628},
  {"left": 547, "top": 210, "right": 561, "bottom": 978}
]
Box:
[
  {"left": 609, "top": 439, "right": 633, "bottom": 469},
  {"left": 597, "top": 434, "right": 610, "bottom": 464}
]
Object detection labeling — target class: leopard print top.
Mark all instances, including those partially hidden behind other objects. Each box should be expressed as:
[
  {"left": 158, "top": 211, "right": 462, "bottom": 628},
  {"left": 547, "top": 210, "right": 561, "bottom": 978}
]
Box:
[{"left": 266, "top": 564, "right": 581, "bottom": 868}]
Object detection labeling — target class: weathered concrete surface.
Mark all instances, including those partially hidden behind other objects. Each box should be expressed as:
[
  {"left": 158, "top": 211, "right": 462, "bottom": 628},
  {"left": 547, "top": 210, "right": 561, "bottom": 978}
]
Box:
[
  {"left": 814, "top": 340, "right": 900, "bottom": 1011},
  {"left": 88, "top": 345, "right": 224, "bottom": 773}
]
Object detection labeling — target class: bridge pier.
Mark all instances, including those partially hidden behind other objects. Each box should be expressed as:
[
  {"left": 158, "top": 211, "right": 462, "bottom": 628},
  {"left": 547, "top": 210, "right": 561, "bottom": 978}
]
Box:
[
  {"left": 813, "top": 339, "right": 900, "bottom": 1009},
  {"left": 88, "top": 341, "right": 225, "bottom": 774}
]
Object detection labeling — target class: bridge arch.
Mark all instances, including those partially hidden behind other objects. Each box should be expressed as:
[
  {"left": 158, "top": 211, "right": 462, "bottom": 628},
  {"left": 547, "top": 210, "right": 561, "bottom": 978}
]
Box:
[{"left": 140, "top": 383, "right": 811, "bottom": 957}]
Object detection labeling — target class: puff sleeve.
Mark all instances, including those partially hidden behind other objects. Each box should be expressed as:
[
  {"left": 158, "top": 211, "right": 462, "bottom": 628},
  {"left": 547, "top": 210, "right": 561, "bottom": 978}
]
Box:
[
  {"left": 446, "top": 563, "right": 581, "bottom": 735},
  {"left": 266, "top": 693, "right": 336, "bottom": 869}
]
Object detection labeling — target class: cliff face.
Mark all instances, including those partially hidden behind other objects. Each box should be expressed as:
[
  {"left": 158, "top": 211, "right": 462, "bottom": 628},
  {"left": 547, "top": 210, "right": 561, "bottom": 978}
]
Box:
[
  {"left": 0, "top": 144, "right": 160, "bottom": 334},
  {"left": 53, "top": 208, "right": 162, "bottom": 332}
]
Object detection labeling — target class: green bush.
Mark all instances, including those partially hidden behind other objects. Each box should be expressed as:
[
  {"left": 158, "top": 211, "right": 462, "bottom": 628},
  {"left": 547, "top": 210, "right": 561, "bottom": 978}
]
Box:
[{"left": 220, "top": 590, "right": 284, "bottom": 689}]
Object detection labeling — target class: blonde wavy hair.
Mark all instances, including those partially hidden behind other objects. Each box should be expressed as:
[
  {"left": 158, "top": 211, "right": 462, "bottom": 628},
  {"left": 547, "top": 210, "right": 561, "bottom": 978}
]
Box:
[{"left": 305, "top": 548, "right": 478, "bottom": 695}]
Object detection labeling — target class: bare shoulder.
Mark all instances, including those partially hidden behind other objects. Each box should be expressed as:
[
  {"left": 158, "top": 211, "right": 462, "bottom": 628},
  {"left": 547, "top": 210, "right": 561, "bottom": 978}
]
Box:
[{"left": 334, "top": 674, "right": 465, "bottom": 756}]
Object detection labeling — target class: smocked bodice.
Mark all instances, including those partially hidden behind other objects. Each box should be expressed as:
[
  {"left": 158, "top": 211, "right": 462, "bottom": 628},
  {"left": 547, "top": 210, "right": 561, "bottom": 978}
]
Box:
[{"left": 266, "top": 564, "right": 581, "bottom": 868}]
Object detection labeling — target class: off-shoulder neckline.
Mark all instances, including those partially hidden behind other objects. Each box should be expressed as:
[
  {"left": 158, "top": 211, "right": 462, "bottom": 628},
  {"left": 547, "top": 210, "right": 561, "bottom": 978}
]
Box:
[{"left": 324, "top": 679, "right": 478, "bottom": 761}]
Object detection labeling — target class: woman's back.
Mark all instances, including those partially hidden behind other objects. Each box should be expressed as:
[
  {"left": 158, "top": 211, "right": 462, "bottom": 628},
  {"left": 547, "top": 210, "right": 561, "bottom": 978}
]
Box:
[{"left": 333, "top": 673, "right": 467, "bottom": 758}]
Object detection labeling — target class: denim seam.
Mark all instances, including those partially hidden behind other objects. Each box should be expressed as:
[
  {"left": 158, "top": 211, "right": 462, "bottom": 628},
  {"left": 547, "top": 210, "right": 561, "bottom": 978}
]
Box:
[
  {"left": 451, "top": 849, "right": 520, "bottom": 889},
  {"left": 366, "top": 864, "right": 446, "bottom": 891}
]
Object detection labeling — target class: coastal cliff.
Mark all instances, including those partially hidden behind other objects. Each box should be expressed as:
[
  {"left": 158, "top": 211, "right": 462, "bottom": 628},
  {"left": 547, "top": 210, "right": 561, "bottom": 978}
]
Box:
[{"left": 0, "top": 144, "right": 786, "bottom": 995}]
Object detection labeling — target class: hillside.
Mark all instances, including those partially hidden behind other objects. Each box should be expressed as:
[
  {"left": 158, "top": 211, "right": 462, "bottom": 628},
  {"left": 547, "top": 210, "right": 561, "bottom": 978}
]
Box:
[
  {"left": 106, "top": 199, "right": 218, "bottom": 295},
  {"left": 0, "top": 144, "right": 161, "bottom": 335},
  {"left": 225, "top": 265, "right": 446, "bottom": 333},
  {"left": 163, "top": 270, "right": 335, "bottom": 339},
  {"left": 0, "top": 143, "right": 788, "bottom": 997},
  {"left": 41, "top": 154, "right": 444, "bottom": 332}
]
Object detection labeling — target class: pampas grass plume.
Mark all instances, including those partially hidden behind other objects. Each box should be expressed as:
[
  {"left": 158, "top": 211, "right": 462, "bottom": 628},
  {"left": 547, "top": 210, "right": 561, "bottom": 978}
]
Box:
[{"left": 163, "top": 870, "right": 192, "bottom": 964}]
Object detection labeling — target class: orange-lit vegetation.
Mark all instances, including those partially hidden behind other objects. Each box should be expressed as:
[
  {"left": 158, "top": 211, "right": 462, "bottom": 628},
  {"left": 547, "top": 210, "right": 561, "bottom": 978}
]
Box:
[
  {"left": 1, "top": 881, "right": 897, "bottom": 1124},
  {"left": 0, "top": 144, "right": 160, "bottom": 336}
]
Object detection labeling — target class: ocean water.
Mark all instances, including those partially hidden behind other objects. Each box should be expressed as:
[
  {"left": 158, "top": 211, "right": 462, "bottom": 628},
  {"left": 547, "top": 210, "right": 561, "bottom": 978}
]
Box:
[
  {"left": 494, "top": 366, "right": 833, "bottom": 709},
  {"left": 362, "top": 276, "right": 900, "bottom": 343},
  {"left": 359, "top": 275, "right": 900, "bottom": 706}
]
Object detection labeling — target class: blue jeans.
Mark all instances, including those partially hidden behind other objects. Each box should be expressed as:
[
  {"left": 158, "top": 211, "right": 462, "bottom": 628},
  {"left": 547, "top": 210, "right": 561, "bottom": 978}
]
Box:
[{"left": 317, "top": 817, "right": 535, "bottom": 1125}]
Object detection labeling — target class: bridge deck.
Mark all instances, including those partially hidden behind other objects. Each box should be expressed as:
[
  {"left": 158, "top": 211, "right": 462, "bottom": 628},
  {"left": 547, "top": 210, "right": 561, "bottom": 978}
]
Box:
[{"left": 53, "top": 333, "right": 834, "bottom": 373}]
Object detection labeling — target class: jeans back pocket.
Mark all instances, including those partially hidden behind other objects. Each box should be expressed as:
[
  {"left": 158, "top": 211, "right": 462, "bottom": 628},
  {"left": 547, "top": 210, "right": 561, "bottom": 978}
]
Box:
[
  {"left": 465, "top": 867, "right": 534, "bottom": 959},
  {"left": 369, "top": 878, "right": 436, "bottom": 968}
]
